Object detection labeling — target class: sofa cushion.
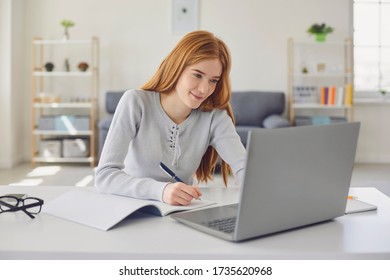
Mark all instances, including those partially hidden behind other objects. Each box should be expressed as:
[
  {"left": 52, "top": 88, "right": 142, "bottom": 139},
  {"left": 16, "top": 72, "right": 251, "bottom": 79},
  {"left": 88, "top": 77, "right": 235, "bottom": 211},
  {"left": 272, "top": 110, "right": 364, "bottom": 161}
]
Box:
[
  {"left": 263, "top": 114, "right": 291, "bottom": 128},
  {"left": 231, "top": 91, "right": 285, "bottom": 127}
]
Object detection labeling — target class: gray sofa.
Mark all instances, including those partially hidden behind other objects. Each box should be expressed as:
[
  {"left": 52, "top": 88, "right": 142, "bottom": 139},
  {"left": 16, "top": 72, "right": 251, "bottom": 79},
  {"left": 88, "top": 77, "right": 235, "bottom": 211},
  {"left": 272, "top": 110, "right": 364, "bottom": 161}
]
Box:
[
  {"left": 230, "top": 91, "right": 290, "bottom": 146},
  {"left": 98, "top": 90, "right": 289, "bottom": 156},
  {"left": 98, "top": 91, "right": 125, "bottom": 156}
]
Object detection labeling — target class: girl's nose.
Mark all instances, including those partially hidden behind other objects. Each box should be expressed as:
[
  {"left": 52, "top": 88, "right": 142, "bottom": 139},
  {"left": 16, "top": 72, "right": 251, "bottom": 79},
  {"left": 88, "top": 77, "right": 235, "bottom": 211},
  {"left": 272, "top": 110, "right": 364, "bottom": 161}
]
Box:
[{"left": 198, "top": 79, "right": 209, "bottom": 94}]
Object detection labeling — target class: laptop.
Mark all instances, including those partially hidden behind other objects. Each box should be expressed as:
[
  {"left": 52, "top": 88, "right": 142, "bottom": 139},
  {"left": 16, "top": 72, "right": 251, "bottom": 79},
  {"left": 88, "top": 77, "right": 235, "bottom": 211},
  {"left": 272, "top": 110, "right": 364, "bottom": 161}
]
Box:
[{"left": 171, "top": 122, "right": 360, "bottom": 241}]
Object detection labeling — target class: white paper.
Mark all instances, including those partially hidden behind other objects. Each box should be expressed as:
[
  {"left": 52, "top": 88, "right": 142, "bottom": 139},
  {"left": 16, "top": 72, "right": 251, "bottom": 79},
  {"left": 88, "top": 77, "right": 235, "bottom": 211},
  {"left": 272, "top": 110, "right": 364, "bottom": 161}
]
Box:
[
  {"left": 345, "top": 199, "right": 377, "bottom": 214},
  {"left": 42, "top": 190, "right": 214, "bottom": 231}
]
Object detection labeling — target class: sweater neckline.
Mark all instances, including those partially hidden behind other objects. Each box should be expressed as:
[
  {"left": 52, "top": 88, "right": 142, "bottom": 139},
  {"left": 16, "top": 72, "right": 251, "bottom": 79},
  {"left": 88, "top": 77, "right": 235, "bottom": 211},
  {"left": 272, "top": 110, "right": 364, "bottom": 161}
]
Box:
[{"left": 154, "top": 92, "right": 197, "bottom": 129}]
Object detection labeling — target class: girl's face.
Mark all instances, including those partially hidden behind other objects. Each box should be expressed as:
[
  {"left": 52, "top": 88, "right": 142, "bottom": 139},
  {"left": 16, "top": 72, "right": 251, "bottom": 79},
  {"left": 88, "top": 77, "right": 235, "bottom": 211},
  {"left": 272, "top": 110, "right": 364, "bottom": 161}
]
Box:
[{"left": 174, "top": 58, "right": 222, "bottom": 110}]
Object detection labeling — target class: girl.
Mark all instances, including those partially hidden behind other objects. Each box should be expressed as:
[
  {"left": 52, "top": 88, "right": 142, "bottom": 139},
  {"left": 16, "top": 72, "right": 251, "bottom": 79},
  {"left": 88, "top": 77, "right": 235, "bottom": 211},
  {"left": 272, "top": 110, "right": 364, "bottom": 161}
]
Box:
[{"left": 95, "top": 30, "right": 246, "bottom": 205}]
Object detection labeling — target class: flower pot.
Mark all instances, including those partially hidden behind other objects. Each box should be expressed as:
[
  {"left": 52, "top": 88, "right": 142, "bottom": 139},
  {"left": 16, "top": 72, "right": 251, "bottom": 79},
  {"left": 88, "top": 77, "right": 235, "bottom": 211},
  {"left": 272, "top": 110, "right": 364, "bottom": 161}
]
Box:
[
  {"left": 62, "top": 28, "right": 69, "bottom": 41},
  {"left": 44, "top": 62, "right": 54, "bottom": 72},
  {"left": 315, "top": 33, "right": 326, "bottom": 42}
]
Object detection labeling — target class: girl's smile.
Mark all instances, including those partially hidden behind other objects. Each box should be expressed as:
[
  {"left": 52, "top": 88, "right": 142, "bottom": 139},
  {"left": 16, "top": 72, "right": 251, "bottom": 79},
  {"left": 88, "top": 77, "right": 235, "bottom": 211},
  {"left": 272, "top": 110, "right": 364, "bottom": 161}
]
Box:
[{"left": 161, "top": 58, "right": 222, "bottom": 124}]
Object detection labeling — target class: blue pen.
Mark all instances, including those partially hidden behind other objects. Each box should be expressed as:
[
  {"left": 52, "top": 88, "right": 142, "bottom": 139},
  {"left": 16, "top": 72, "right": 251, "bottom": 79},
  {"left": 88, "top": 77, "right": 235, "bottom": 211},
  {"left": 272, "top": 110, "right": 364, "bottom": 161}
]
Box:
[
  {"left": 159, "top": 162, "right": 183, "bottom": 182},
  {"left": 159, "top": 162, "right": 202, "bottom": 200}
]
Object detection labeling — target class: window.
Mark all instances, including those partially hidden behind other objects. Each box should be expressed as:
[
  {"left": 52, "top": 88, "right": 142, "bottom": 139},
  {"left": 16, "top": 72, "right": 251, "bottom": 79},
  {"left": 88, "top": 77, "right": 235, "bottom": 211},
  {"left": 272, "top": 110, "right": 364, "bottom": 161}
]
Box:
[{"left": 354, "top": 0, "right": 390, "bottom": 96}]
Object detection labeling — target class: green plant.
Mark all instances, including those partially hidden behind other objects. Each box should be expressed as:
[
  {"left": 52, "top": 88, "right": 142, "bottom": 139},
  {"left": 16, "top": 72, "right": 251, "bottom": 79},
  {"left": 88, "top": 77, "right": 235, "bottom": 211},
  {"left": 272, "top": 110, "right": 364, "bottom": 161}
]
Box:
[
  {"left": 307, "top": 23, "right": 334, "bottom": 35},
  {"left": 61, "top": 20, "right": 75, "bottom": 28},
  {"left": 60, "top": 20, "right": 75, "bottom": 40}
]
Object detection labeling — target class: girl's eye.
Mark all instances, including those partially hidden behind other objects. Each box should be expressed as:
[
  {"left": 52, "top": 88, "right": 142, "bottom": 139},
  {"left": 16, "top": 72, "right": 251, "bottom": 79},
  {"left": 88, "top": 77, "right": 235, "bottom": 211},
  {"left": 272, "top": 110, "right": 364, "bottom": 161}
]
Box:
[
  {"left": 193, "top": 73, "right": 202, "bottom": 79},
  {"left": 210, "top": 79, "right": 219, "bottom": 85}
]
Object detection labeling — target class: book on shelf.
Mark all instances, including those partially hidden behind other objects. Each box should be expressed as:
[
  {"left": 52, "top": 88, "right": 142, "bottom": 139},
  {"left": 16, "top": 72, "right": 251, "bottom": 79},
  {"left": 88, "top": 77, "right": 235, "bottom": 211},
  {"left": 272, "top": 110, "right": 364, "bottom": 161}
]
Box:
[
  {"left": 320, "top": 87, "right": 328, "bottom": 105},
  {"left": 337, "top": 86, "right": 344, "bottom": 105},
  {"left": 344, "top": 84, "right": 353, "bottom": 105},
  {"left": 43, "top": 189, "right": 215, "bottom": 231},
  {"left": 328, "top": 86, "right": 336, "bottom": 105},
  {"left": 319, "top": 85, "right": 350, "bottom": 106}
]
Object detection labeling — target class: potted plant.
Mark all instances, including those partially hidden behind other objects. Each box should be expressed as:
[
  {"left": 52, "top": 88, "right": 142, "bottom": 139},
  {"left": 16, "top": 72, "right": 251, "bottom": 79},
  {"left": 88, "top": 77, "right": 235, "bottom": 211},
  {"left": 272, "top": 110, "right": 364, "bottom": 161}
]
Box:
[
  {"left": 61, "top": 19, "right": 75, "bottom": 41},
  {"left": 44, "top": 62, "right": 54, "bottom": 72},
  {"left": 307, "top": 23, "right": 334, "bottom": 42}
]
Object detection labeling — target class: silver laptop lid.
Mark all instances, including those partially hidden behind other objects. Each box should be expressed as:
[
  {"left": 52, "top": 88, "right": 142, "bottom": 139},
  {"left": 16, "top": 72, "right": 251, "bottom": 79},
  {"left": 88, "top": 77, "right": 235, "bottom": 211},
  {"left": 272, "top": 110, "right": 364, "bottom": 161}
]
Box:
[{"left": 234, "top": 122, "right": 360, "bottom": 240}]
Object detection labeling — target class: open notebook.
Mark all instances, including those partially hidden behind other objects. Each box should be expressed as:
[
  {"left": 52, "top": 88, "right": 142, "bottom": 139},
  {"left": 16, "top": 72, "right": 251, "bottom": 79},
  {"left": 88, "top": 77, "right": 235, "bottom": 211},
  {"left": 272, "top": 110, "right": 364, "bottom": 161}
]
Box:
[
  {"left": 43, "top": 190, "right": 215, "bottom": 231},
  {"left": 345, "top": 198, "right": 377, "bottom": 214}
]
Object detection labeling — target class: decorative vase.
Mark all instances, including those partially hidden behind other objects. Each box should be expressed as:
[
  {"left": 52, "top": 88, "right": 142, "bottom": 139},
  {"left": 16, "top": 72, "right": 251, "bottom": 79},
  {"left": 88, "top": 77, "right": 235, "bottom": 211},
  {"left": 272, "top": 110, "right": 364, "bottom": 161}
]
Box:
[
  {"left": 315, "top": 33, "right": 326, "bottom": 42},
  {"left": 62, "top": 28, "right": 69, "bottom": 41},
  {"left": 78, "top": 62, "right": 89, "bottom": 72}
]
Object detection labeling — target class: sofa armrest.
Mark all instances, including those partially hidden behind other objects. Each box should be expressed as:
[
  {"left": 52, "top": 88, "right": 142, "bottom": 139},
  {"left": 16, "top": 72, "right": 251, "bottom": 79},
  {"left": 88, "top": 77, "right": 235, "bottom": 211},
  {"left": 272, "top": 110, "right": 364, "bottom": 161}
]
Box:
[
  {"left": 106, "top": 91, "right": 125, "bottom": 114},
  {"left": 262, "top": 114, "right": 290, "bottom": 128}
]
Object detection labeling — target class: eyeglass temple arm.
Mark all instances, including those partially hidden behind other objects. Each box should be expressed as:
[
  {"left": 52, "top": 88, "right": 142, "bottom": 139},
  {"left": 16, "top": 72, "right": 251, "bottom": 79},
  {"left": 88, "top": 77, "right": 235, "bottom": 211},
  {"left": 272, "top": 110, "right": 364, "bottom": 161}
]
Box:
[
  {"left": 0, "top": 201, "right": 37, "bottom": 219},
  {"left": 21, "top": 208, "right": 36, "bottom": 219},
  {"left": 0, "top": 200, "right": 14, "bottom": 208}
]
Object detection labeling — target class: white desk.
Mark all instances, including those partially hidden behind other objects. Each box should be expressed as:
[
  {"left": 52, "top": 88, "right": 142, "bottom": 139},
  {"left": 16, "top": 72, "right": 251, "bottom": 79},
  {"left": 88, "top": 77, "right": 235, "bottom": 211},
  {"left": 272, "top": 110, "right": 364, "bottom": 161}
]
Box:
[{"left": 1, "top": 185, "right": 390, "bottom": 260}]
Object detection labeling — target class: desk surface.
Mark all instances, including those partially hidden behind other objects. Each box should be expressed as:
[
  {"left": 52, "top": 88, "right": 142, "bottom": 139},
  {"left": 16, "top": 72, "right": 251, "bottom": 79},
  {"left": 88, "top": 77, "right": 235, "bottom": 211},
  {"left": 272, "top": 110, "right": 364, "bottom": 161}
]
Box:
[{"left": 1, "top": 185, "right": 390, "bottom": 260}]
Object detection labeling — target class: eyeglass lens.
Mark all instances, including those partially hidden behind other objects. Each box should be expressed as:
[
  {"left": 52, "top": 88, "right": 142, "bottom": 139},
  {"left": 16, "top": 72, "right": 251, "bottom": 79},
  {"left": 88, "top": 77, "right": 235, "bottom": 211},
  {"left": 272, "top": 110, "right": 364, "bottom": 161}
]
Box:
[
  {"left": 23, "top": 198, "right": 42, "bottom": 214},
  {"left": 0, "top": 196, "right": 19, "bottom": 210},
  {"left": 0, "top": 196, "right": 42, "bottom": 214}
]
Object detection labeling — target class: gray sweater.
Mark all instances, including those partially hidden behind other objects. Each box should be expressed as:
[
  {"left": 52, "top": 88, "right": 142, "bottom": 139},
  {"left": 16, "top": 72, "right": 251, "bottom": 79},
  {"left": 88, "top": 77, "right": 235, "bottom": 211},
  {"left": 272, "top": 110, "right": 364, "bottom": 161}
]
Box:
[{"left": 95, "top": 89, "right": 246, "bottom": 201}]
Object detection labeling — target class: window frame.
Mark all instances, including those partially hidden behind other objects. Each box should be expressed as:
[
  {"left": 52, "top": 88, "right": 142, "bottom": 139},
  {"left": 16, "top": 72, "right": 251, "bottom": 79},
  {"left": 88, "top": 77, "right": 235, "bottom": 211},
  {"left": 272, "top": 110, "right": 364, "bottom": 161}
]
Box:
[{"left": 353, "top": 0, "right": 390, "bottom": 98}]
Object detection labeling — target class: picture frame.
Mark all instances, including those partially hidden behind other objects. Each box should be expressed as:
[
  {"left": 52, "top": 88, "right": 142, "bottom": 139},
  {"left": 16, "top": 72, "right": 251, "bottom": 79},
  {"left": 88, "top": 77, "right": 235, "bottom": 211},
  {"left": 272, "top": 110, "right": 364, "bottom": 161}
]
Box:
[{"left": 172, "top": 0, "right": 199, "bottom": 34}]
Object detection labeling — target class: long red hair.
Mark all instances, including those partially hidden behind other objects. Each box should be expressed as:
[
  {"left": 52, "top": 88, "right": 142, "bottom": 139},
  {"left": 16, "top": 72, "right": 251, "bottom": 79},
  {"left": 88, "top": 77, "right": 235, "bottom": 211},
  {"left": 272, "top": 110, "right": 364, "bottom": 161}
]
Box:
[{"left": 142, "top": 30, "right": 234, "bottom": 186}]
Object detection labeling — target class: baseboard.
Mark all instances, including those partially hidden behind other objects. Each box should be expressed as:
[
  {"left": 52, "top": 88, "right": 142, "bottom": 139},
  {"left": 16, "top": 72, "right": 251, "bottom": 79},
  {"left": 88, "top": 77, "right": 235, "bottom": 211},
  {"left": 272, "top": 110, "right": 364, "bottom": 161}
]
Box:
[{"left": 0, "top": 155, "right": 26, "bottom": 169}]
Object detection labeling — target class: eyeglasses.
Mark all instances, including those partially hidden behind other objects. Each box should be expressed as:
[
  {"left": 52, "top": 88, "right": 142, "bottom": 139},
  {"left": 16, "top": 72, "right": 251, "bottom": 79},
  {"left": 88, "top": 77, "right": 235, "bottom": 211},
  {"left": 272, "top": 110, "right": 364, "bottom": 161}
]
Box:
[{"left": 0, "top": 196, "right": 44, "bottom": 219}]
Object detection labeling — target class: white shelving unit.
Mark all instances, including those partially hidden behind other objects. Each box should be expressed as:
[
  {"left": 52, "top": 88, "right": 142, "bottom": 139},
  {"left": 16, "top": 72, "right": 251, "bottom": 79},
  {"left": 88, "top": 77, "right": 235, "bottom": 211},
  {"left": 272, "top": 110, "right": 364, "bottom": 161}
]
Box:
[
  {"left": 287, "top": 38, "right": 354, "bottom": 125},
  {"left": 31, "top": 37, "right": 99, "bottom": 167}
]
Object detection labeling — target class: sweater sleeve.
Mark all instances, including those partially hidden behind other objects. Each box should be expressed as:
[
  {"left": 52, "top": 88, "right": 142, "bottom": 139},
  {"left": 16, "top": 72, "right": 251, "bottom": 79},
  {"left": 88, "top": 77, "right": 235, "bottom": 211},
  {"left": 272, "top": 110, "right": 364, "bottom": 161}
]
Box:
[
  {"left": 94, "top": 90, "right": 168, "bottom": 201},
  {"left": 210, "top": 110, "right": 247, "bottom": 187}
]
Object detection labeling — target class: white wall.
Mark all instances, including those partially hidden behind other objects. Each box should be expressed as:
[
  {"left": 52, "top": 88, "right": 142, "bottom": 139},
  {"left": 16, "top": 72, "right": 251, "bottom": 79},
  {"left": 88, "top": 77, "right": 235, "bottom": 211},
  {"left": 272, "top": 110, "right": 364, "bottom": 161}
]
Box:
[
  {"left": 0, "top": 0, "right": 25, "bottom": 168},
  {"left": 354, "top": 103, "right": 390, "bottom": 163},
  {"left": 0, "top": 0, "right": 387, "bottom": 167},
  {"left": 0, "top": 0, "right": 12, "bottom": 168}
]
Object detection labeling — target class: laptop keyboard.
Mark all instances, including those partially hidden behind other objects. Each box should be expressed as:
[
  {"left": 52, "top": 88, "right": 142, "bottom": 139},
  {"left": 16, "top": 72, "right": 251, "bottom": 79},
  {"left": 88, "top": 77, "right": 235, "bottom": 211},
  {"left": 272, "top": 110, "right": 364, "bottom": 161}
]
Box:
[{"left": 201, "top": 216, "right": 237, "bottom": 234}]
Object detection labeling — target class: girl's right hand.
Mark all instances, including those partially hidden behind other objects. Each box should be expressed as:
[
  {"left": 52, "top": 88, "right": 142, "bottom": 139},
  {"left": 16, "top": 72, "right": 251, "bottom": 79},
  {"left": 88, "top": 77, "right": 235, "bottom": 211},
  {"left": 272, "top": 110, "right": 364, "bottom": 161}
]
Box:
[{"left": 162, "top": 182, "right": 202, "bottom": 206}]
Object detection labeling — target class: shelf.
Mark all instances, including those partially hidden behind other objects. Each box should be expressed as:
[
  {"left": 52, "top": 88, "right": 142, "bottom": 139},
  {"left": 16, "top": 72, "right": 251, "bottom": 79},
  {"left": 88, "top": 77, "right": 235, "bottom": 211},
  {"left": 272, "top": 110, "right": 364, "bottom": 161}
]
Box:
[
  {"left": 31, "top": 37, "right": 99, "bottom": 167},
  {"left": 33, "top": 39, "right": 93, "bottom": 45},
  {"left": 33, "top": 157, "right": 93, "bottom": 163},
  {"left": 293, "top": 73, "right": 352, "bottom": 78},
  {"left": 33, "top": 130, "right": 92, "bottom": 136},
  {"left": 33, "top": 71, "right": 92, "bottom": 77},
  {"left": 293, "top": 104, "right": 352, "bottom": 109},
  {"left": 292, "top": 40, "right": 348, "bottom": 46},
  {"left": 288, "top": 37, "right": 353, "bottom": 124},
  {"left": 33, "top": 102, "right": 92, "bottom": 108}
]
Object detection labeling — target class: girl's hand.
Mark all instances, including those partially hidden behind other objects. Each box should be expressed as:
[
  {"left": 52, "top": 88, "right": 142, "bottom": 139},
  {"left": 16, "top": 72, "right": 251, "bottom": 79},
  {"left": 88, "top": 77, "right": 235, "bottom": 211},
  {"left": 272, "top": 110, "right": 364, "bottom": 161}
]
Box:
[{"left": 162, "top": 182, "right": 202, "bottom": 205}]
